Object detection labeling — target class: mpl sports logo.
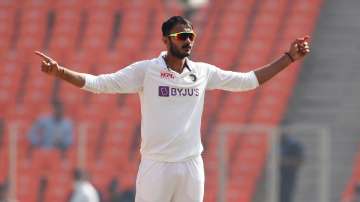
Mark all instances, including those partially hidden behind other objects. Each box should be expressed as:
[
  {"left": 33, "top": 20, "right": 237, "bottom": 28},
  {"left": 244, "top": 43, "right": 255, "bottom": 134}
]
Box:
[
  {"left": 159, "top": 86, "right": 200, "bottom": 97},
  {"left": 160, "top": 70, "right": 175, "bottom": 79}
]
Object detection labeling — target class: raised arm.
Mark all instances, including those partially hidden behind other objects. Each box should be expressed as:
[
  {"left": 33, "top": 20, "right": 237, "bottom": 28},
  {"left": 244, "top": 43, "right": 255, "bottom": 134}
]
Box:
[
  {"left": 35, "top": 51, "right": 146, "bottom": 94},
  {"left": 254, "top": 36, "right": 310, "bottom": 85},
  {"left": 35, "top": 51, "right": 85, "bottom": 87}
]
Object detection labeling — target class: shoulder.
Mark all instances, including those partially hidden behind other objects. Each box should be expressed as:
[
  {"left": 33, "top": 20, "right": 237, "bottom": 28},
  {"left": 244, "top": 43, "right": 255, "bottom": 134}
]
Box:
[
  {"left": 189, "top": 59, "right": 214, "bottom": 68},
  {"left": 128, "top": 59, "right": 151, "bottom": 69},
  {"left": 187, "top": 60, "right": 222, "bottom": 81},
  {"left": 188, "top": 60, "right": 218, "bottom": 74},
  {"left": 125, "top": 57, "right": 161, "bottom": 72}
]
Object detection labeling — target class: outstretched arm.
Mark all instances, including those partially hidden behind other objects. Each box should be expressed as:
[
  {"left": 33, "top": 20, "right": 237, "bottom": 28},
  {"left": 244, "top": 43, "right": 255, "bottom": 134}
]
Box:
[
  {"left": 35, "top": 51, "right": 146, "bottom": 94},
  {"left": 254, "top": 36, "right": 310, "bottom": 85},
  {"left": 35, "top": 51, "right": 86, "bottom": 88}
]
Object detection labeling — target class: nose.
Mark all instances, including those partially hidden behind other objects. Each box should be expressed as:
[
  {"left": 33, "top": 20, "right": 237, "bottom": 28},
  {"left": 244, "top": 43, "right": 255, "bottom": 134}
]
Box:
[{"left": 185, "top": 36, "right": 193, "bottom": 43}]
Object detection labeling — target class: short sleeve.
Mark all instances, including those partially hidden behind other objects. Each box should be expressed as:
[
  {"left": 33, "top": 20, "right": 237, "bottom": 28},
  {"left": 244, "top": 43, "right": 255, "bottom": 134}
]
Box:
[
  {"left": 82, "top": 61, "right": 147, "bottom": 94},
  {"left": 206, "top": 65, "right": 259, "bottom": 92}
]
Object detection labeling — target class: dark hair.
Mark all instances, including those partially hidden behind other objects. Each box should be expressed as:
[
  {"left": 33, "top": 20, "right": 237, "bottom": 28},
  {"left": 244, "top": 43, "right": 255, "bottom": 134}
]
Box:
[
  {"left": 161, "top": 16, "right": 193, "bottom": 36},
  {"left": 73, "top": 168, "right": 87, "bottom": 181}
]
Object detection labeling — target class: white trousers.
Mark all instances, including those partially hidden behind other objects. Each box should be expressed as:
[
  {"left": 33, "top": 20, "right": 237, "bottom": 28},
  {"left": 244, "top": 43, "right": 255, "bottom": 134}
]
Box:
[{"left": 135, "top": 156, "right": 204, "bottom": 202}]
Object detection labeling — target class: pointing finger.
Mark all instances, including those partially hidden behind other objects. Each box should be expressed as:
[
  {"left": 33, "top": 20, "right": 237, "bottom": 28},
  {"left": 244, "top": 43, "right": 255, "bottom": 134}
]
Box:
[{"left": 34, "top": 51, "right": 52, "bottom": 62}]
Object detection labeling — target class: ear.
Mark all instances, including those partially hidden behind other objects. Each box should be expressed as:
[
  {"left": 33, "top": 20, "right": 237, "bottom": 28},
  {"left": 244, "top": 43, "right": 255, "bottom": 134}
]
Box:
[{"left": 162, "top": 36, "right": 168, "bottom": 45}]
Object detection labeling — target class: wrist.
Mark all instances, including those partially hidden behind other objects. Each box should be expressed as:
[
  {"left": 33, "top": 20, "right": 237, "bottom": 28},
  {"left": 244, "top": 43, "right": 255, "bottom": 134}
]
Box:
[
  {"left": 285, "top": 52, "right": 295, "bottom": 62},
  {"left": 55, "top": 65, "right": 65, "bottom": 77}
]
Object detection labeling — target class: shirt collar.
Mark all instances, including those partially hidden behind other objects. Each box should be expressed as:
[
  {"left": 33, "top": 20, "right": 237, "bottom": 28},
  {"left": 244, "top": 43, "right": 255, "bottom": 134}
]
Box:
[{"left": 158, "top": 51, "right": 193, "bottom": 71}]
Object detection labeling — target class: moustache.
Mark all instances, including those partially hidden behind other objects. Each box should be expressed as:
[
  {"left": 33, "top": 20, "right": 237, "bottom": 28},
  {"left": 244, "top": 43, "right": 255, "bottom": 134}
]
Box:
[{"left": 182, "top": 44, "right": 192, "bottom": 49}]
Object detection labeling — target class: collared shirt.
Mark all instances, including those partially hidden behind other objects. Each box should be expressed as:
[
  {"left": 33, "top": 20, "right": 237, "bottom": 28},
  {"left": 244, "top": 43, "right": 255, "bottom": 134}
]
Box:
[{"left": 82, "top": 51, "right": 259, "bottom": 162}]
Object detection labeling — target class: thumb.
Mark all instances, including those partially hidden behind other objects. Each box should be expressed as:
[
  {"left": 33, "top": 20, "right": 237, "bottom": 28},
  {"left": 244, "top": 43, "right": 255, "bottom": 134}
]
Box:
[
  {"left": 297, "top": 35, "right": 310, "bottom": 42},
  {"left": 303, "top": 35, "right": 310, "bottom": 41}
]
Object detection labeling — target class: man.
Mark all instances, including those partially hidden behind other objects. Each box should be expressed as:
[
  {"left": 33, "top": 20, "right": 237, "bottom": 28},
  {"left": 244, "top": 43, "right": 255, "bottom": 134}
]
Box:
[
  {"left": 353, "top": 182, "right": 360, "bottom": 202},
  {"left": 105, "top": 178, "right": 135, "bottom": 202},
  {"left": 0, "top": 117, "right": 4, "bottom": 150},
  {"left": 105, "top": 178, "right": 122, "bottom": 202},
  {"left": 35, "top": 16, "right": 310, "bottom": 202},
  {"left": 279, "top": 133, "right": 304, "bottom": 202},
  {"left": 27, "top": 100, "right": 73, "bottom": 157},
  {"left": 0, "top": 181, "right": 8, "bottom": 202},
  {"left": 69, "top": 169, "right": 100, "bottom": 202}
]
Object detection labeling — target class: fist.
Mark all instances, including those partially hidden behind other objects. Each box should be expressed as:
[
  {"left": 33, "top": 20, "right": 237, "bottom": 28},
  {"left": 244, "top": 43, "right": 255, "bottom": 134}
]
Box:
[{"left": 288, "top": 36, "right": 311, "bottom": 61}]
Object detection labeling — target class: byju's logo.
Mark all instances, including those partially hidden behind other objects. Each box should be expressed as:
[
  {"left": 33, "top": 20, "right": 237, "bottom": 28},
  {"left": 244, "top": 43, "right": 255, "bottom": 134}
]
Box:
[
  {"left": 159, "top": 86, "right": 170, "bottom": 97},
  {"left": 158, "top": 86, "right": 199, "bottom": 97}
]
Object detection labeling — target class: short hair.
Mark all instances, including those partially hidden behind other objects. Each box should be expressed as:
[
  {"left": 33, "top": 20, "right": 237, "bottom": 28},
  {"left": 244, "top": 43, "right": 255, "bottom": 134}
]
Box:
[
  {"left": 73, "top": 168, "right": 87, "bottom": 181},
  {"left": 161, "top": 16, "right": 193, "bottom": 36}
]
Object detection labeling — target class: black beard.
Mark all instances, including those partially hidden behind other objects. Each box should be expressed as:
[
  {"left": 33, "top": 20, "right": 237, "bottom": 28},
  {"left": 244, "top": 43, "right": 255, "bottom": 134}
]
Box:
[{"left": 169, "top": 40, "right": 189, "bottom": 59}]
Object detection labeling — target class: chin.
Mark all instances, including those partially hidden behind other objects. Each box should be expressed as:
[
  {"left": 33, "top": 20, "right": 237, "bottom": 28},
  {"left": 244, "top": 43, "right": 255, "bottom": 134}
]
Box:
[
  {"left": 183, "top": 51, "right": 191, "bottom": 57},
  {"left": 176, "top": 53, "right": 190, "bottom": 59}
]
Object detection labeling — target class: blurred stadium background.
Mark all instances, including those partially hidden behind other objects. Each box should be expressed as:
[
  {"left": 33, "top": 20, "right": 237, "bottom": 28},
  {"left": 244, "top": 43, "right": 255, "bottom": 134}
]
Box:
[{"left": 0, "top": 0, "right": 360, "bottom": 201}]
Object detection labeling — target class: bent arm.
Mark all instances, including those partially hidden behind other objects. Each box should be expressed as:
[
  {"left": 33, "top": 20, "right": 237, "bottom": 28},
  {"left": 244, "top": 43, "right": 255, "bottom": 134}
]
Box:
[
  {"left": 254, "top": 54, "right": 292, "bottom": 85},
  {"left": 254, "top": 36, "right": 311, "bottom": 85}
]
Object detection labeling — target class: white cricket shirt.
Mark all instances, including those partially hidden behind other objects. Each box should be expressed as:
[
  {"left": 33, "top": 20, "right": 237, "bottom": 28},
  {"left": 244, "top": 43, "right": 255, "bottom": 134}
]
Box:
[
  {"left": 70, "top": 181, "right": 99, "bottom": 202},
  {"left": 82, "top": 52, "right": 259, "bottom": 162}
]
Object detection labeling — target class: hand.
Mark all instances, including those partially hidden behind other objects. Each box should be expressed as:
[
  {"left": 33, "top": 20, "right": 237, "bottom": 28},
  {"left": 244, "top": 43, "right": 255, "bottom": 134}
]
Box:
[
  {"left": 34, "top": 51, "right": 61, "bottom": 76},
  {"left": 287, "top": 35, "right": 311, "bottom": 61}
]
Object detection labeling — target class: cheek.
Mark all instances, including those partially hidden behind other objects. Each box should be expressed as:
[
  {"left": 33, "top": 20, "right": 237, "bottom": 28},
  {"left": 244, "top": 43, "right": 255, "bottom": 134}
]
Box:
[{"left": 170, "top": 41, "right": 182, "bottom": 49}]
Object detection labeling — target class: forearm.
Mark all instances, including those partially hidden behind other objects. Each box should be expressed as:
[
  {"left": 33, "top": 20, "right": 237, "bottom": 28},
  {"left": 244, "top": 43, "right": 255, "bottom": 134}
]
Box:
[
  {"left": 56, "top": 66, "right": 86, "bottom": 88},
  {"left": 254, "top": 53, "right": 293, "bottom": 85}
]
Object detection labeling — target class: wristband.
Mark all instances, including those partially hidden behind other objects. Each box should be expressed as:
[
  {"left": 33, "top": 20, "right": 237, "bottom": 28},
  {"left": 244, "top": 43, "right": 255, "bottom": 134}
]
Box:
[{"left": 285, "top": 52, "right": 295, "bottom": 62}]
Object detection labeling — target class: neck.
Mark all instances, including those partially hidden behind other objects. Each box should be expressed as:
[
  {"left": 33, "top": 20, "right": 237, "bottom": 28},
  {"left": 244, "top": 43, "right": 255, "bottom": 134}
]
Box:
[{"left": 164, "top": 53, "right": 186, "bottom": 74}]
